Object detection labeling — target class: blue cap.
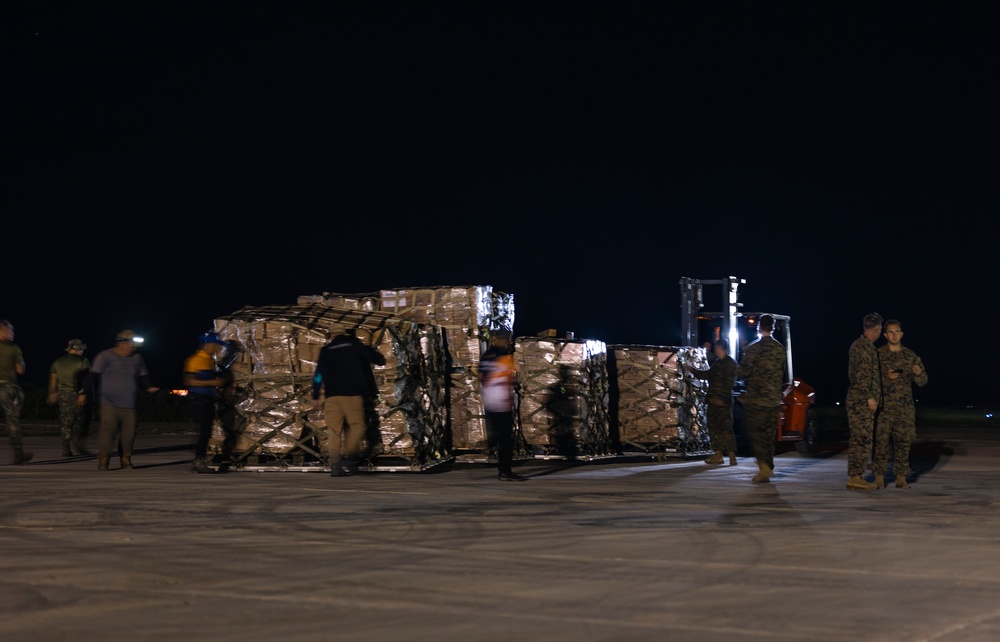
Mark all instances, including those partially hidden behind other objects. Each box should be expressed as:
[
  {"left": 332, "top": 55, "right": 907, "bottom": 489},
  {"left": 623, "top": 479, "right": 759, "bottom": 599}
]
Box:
[{"left": 199, "top": 332, "right": 226, "bottom": 346}]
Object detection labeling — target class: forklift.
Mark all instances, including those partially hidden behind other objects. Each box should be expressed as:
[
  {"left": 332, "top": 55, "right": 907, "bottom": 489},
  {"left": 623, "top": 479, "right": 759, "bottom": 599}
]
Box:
[{"left": 679, "top": 276, "right": 820, "bottom": 454}]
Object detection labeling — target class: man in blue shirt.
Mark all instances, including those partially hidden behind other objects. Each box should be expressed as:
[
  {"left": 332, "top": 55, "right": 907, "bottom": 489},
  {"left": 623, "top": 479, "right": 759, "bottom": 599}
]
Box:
[{"left": 84, "top": 330, "right": 159, "bottom": 470}]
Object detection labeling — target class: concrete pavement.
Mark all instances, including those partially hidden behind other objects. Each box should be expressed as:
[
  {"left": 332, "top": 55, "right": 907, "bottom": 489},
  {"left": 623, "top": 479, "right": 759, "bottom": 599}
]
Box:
[{"left": 1, "top": 425, "right": 998, "bottom": 641}]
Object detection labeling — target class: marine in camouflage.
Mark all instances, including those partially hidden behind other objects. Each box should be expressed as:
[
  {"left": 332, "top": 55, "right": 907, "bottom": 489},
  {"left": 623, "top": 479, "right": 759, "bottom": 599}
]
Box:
[
  {"left": 689, "top": 354, "right": 737, "bottom": 455},
  {"left": 737, "top": 333, "right": 786, "bottom": 469},
  {"left": 873, "top": 341, "right": 927, "bottom": 479},
  {"left": 49, "top": 350, "right": 91, "bottom": 454},
  {"left": 0, "top": 382, "right": 25, "bottom": 451},
  {"left": 846, "top": 332, "right": 881, "bottom": 478},
  {"left": 56, "top": 391, "right": 87, "bottom": 446}
]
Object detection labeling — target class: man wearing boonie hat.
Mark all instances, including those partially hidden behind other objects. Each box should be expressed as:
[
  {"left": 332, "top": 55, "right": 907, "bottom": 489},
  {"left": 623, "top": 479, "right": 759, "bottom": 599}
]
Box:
[{"left": 47, "top": 339, "right": 92, "bottom": 456}]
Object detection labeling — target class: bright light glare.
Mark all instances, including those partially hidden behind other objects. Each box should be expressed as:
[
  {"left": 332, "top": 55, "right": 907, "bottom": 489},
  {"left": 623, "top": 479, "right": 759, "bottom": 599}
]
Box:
[
  {"left": 133, "top": 336, "right": 145, "bottom": 344},
  {"left": 728, "top": 327, "right": 738, "bottom": 352},
  {"left": 585, "top": 339, "right": 606, "bottom": 358}
]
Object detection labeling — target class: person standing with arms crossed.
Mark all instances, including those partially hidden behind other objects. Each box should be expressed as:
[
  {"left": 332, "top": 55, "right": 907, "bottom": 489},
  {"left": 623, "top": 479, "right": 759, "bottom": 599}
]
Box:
[
  {"left": 873, "top": 319, "right": 927, "bottom": 489},
  {"left": 846, "top": 313, "right": 883, "bottom": 491},
  {"left": 47, "top": 339, "right": 92, "bottom": 457},
  {"left": 686, "top": 339, "right": 738, "bottom": 466},
  {"left": 736, "top": 315, "right": 786, "bottom": 483},
  {"left": 0, "top": 319, "right": 32, "bottom": 465}
]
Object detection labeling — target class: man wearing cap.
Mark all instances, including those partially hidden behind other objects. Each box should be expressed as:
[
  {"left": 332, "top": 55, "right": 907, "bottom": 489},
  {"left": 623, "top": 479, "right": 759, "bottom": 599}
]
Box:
[
  {"left": 183, "top": 332, "right": 229, "bottom": 473},
  {"left": 0, "top": 319, "right": 32, "bottom": 465},
  {"left": 47, "top": 339, "right": 92, "bottom": 457},
  {"left": 84, "top": 330, "right": 159, "bottom": 470},
  {"left": 311, "top": 323, "right": 386, "bottom": 477}
]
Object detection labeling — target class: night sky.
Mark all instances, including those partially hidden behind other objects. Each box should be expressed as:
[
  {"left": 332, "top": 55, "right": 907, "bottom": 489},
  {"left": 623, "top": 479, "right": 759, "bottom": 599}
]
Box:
[{"left": 7, "top": 2, "right": 999, "bottom": 406}]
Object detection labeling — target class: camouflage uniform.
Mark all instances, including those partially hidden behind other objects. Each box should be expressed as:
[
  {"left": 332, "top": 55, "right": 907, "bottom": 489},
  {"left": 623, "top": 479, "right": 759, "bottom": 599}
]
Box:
[
  {"left": 0, "top": 339, "right": 26, "bottom": 455},
  {"left": 0, "top": 381, "right": 25, "bottom": 452},
  {"left": 873, "top": 345, "right": 927, "bottom": 479},
  {"left": 846, "top": 335, "right": 881, "bottom": 477},
  {"left": 689, "top": 355, "right": 737, "bottom": 455},
  {"left": 736, "top": 335, "right": 786, "bottom": 470},
  {"left": 50, "top": 351, "right": 91, "bottom": 451}
]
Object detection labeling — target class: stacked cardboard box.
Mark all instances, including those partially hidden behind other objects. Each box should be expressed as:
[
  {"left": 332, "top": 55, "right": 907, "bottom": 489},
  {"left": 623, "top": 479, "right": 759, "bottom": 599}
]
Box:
[
  {"left": 514, "top": 337, "right": 614, "bottom": 460},
  {"left": 298, "top": 286, "right": 516, "bottom": 454},
  {"left": 210, "top": 304, "right": 449, "bottom": 470},
  {"left": 607, "top": 345, "right": 710, "bottom": 454}
]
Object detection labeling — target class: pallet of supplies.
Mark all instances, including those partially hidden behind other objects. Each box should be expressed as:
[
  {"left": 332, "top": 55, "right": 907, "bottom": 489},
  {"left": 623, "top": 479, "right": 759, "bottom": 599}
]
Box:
[
  {"left": 299, "top": 285, "right": 523, "bottom": 458},
  {"left": 209, "top": 303, "right": 450, "bottom": 471},
  {"left": 607, "top": 345, "right": 710, "bottom": 455},
  {"left": 514, "top": 336, "right": 614, "bottom": 460}
]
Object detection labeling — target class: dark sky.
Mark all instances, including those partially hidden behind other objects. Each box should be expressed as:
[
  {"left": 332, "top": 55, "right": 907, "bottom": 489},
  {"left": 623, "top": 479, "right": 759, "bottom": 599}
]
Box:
[{"left": 6, "top": 2, "right": 999, "bottom": 406}]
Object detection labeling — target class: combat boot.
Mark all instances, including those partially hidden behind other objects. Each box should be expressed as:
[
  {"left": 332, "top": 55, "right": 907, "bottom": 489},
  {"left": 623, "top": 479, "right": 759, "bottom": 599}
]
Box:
[
  {"left": 705, "top": 451, "right": 725, "bottom": 465},
  {"left": 846, "top": 475, "right": 877, "bottom": 491},
  {"left": 13, "top": 448, "right": 34, "bottom": 465},
  {"left": 97, "top": 453, "right": 110, "bottom": 470},
  {"left": 61, "top": 440, "right": 74, "bottom": 457},
  {"left": 728, "top": 452, "right": 738, "bottom": 466},
  {"left": 872, "top": 475, "right": 885, "bottom": 489},
  {"left": 120, "top": 456, "right": 134, "bottom": 470},
  {"left": 895, "top": 477, "right": 911, "bottom": 489},
  {"left": 751, "top": 461, "right": 773, "bottom": 483}
]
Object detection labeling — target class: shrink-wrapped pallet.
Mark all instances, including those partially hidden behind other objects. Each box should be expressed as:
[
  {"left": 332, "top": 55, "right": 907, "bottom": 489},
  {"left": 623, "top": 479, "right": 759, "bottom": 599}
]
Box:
[
  {"left": 514, "top": 337, "right": 614, "bottom": 460},
  {"left": 607, "top": 345, "right": 710, "bottom": 454},
  {"left": 209, "top": 304, "right": 449, "bottom": 470},
  {"left": 298, "top": 285, "right": 517, "bottom": 454}
]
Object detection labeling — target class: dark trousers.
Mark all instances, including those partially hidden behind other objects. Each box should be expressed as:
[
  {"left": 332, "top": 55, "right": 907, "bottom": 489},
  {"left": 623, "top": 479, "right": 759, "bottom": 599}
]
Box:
[
  {"left": 99, "top": 402, "right": 137, "bottom": 458},
  {"left": 189, "top": 394, "right": 217, "bottom": 460},
  {"left": 485, "top": 410, "right": 514, "bottom": 474}
]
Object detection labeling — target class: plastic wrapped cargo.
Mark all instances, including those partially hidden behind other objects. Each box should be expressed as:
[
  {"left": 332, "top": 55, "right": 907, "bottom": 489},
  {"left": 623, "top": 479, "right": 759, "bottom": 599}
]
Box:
[
  {"left": 298, "top": 285, "right": 520, "bottom": 456},
  {"left": 208, "top": 303, "right": 450, "bottom": 471},
  {"left": 607, "top": 345, "right": 711, "bottom": 455},
  {"left": 514, "top": 337, "right": 614, "bottom": 460}
]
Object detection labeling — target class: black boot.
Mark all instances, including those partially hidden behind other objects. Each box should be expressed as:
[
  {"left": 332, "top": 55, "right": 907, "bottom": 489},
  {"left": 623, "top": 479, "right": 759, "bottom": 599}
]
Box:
[
  {"left": 13, "top": 448, "right": 34, "bottom": 465},
  {"left": 98, "top": 453, "right": 110, "bottom": 470},
  {"left": 62, "top": 440, "right": 74, "bottom": 457}
]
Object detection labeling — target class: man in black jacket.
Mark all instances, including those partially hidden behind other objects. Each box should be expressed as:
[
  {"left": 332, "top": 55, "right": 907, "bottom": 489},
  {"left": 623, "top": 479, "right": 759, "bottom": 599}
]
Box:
[{"left": 311, "top": 324, "right": 386, "bottom": 477}]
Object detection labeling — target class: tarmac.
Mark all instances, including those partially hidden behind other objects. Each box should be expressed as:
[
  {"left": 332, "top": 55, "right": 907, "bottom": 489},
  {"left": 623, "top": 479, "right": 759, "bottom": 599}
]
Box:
[{"left": 1, "top": 423, "right": 999, "bottom": 642}]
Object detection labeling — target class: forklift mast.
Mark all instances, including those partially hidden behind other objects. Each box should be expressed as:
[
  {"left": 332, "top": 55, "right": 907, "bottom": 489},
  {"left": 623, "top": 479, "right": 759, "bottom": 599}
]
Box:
[
  {"left": 680, "top": 276, "right": 815, "bottom": 450},
  {"left": 679, "top": 276, "right": 794, "bottom": 383},
  {"left": 679, "top": 276, "right": 745, "bottom": 355}
]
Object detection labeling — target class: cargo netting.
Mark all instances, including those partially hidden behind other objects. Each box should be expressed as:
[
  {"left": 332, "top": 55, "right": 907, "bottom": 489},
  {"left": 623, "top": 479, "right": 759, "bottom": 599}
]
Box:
[
  {"left": 208, "top": 303, "right": 450, "bottom": 471},
  {"left": 607, "top": 345, "right": 711, "bottom": 455},
  {"left": 514, "top": 337, "right": 615, "bottom": 460}
]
